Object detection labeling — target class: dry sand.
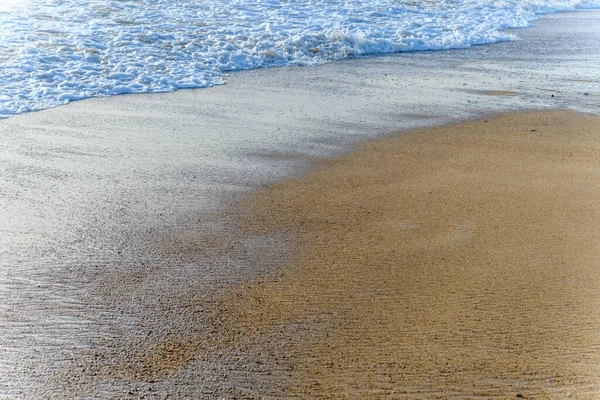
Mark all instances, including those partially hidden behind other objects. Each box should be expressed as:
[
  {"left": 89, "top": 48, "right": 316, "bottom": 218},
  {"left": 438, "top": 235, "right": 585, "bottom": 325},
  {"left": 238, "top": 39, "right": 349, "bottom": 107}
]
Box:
[{"left": 125, "top": 110, "right": 600, "bottom": 398}]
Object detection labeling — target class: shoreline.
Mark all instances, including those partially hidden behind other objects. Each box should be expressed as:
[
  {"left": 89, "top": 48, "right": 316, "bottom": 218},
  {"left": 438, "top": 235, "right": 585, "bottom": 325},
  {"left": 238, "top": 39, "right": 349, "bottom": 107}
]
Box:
[{"left": 1, "top": 10, "right": 599, "bottom": 398}]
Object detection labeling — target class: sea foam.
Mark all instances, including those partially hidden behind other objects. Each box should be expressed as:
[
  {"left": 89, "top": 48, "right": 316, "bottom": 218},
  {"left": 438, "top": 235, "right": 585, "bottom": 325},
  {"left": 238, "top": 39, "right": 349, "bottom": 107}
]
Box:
[{"left": 1, "top": 0, "right": 599, "bottom": 118}]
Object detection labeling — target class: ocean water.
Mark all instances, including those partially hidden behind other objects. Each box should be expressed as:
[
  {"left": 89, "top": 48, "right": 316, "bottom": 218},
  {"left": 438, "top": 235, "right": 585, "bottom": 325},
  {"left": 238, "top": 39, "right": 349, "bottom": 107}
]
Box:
[{"left": 1, "top": 0, "right": 599, "bottom": 119}]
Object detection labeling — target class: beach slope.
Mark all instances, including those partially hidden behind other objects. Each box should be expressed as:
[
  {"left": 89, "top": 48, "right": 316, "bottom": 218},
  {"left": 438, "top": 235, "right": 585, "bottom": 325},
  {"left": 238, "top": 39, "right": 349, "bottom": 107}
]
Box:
[{"left": 164, "top": 110, "right": 600, "bottom": 398}]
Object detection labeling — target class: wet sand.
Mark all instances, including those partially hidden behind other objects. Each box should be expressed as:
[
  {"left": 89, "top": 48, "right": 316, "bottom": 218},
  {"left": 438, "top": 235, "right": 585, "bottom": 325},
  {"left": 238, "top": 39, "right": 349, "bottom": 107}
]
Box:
[
  {"left": 2, "top": 10, "right": 600, "bottom": 398},
  {"left": 134, "top": 110, "right": 600, "bottom": 398}
]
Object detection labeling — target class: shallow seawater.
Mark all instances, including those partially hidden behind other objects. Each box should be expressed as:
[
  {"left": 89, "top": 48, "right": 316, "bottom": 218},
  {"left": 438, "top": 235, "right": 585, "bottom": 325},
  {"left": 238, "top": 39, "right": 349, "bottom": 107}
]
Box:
[{"left": 1, "top": 0, "right": 599, "bottom": 118}]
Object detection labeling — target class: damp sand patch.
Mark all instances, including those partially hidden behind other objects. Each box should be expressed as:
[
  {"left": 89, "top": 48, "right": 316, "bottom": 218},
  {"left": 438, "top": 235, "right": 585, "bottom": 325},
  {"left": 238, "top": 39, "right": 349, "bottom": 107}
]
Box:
[{"left": 113, "top": 110, "right": 600, "bottom": 398}]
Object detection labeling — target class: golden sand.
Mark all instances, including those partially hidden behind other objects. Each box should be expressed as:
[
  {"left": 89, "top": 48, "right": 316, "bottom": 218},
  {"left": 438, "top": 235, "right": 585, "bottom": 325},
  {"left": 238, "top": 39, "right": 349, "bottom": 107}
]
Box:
[
  {"left": 136, "top": 110, "right": 600, "bottom": 398},
  {"left": 482, "top": 90, "right": 517, "bottom": 96}
]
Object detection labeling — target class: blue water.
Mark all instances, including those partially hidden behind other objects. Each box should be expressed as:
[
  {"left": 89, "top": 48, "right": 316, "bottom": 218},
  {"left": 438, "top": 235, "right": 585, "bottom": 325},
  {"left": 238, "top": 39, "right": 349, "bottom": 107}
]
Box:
[{"left": 1, "top": 0, "right": 599, "bottom": 119}]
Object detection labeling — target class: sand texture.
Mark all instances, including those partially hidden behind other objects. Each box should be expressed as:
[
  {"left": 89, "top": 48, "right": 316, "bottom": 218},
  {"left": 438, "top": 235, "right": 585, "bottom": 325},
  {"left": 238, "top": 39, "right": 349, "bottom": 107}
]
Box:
[
  {"left": 129, "top": 110, "right": 600, "bottom": 398},
  {"left": 3, "top": 10, "right": 600, "bottom": 397}
]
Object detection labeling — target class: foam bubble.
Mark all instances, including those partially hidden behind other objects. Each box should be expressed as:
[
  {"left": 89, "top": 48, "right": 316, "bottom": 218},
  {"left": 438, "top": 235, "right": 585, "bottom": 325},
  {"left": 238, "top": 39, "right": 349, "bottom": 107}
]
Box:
[{"left": 1, "top": 0, "right": 599, "bottom": 118}]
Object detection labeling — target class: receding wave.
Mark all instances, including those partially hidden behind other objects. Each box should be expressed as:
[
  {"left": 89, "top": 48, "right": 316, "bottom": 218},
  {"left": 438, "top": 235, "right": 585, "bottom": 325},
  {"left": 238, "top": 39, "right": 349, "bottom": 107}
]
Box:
[{"left": 0, "top": 0, "right": 599, "bottom": 118}]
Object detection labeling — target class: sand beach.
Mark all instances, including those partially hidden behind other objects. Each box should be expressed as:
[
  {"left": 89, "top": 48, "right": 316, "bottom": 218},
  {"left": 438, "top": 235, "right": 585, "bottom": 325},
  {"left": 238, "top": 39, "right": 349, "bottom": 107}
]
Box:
[
  {"left": 200, "top": 110, "right": 600, "bottom": 398},
  {"left": 102, "top": 110, "right": 600, "bottom": 399},
  {"left": 1, "top": 9, "right": 600, "bottom": 399}
]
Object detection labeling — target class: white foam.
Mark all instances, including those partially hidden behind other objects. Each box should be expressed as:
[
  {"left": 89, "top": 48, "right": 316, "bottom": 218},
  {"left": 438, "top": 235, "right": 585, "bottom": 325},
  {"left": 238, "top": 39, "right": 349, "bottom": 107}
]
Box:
[{"left": 1, "top": 0, "right": 599, "bottom": 118}]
